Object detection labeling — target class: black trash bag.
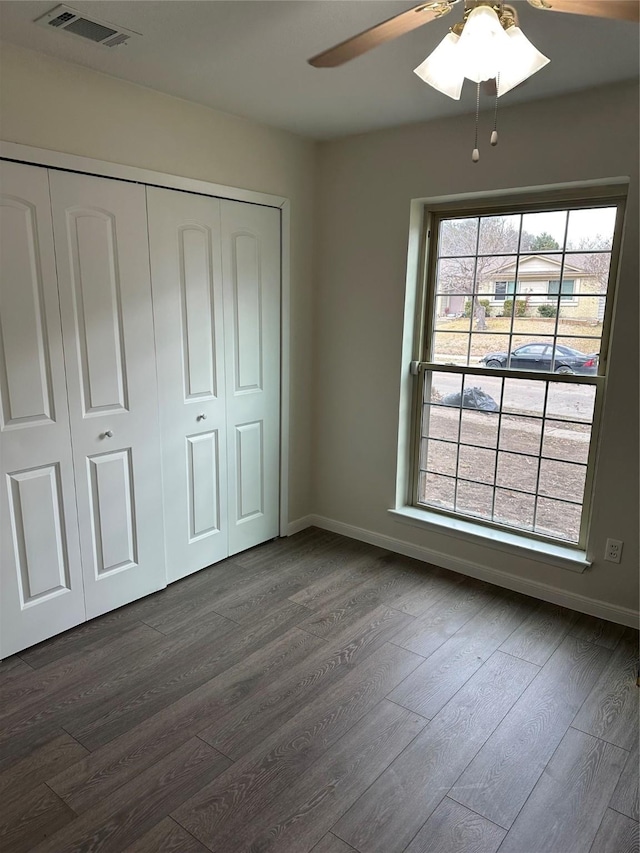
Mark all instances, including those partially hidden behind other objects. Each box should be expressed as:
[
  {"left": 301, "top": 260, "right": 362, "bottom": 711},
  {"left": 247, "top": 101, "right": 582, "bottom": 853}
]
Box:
[{"left": 441, "top": 386, "right": 499, "bottom": 412}]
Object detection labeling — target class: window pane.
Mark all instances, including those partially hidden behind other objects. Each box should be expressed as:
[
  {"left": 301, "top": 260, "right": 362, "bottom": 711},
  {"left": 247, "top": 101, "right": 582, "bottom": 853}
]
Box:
[
  {"left": 496, "top": 451, "right": 539, "bottom": 492},
  {"left": 521, "top": 211, "right": 567, "bottom": 252},
  {"left": 551, "top": 338, "right": 600, "bottom": 374},
  {"left": 502, "top": 378, "right": 546, "bottom": 416},
  {"left": 494, "top": 488, "right": 535, "bottom": 530},
  {"left": 499, "top": 414, "right": 543, "bottom": 456},
  {"left": 546, "top": 383, "right": 595, "bottom": 423},
  {"left": 422, "top": 438, "right": 457, "bottom": 477},
  {"left": 478, "top": 215, "right": 521, "bottom": 255},
  {"left": 535, "top": 497, "right": 582, "bottom": 543},
  {"left": 455, "top": 480, "right": 494, "bottom": 519},
  {"left": 431, "top": 331, "right": 470, "bottom": 365},
  {"left": 538, "top": 458, "right": 587, "bottom": 503},
  {"left": 438, "top": 218, "right": 478, "bottom": 258},
  {"left": 565, "top": 207, "right": 617, "bottom": 251},
  {"left": 541, "top": 420, "right": 591, "bottom": 464},
  {"left": 434, "top": 295, "right": 471, "bottom": 331},
  {"left": 423, "top": 404, "right": 460, "bottom": 441},
  {"left": 457, "top": 445, "right": 496, "bottom": 485},
  {"left": 419, "top": 471, "right": 456, "bottom": 510},
  {"left": 426, "top": 370, "right": 462, "bottom": 405},
  {"left": 436, "top": 257, "right": 477, "bottom": 294},
  {"left": 460, "top": 409, "right": 499, "bottom": 448},
  {"left": 556, "top": 297, "right": 604, "bottom": 337}
]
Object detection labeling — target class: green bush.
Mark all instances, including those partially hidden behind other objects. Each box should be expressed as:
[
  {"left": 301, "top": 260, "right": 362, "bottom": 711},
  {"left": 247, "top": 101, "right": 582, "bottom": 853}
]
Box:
[
  {"left": 464, "top": 298, "right": 492, "bottom": 318},
  {"left": 537, "top": 304, "right": 557, "bottom": 318},
  {"left": 502, "top": 298, "right": 528, "bottom": 318}
]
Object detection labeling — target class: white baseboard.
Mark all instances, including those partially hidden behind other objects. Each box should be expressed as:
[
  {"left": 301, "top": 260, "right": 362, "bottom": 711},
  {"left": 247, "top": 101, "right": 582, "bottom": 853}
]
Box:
[
  {"left": 285, "top": 515, "right": 315, "bottom": 537},
  {"left": 294, "top": 514, "right": 638, "bottom": 629}
]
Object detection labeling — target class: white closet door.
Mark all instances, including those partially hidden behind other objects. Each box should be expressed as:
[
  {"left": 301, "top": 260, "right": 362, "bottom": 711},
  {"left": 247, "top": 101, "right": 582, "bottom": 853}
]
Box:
[
  {"left": 49, "top": 171, "right": 165, "bottom": 618},
  {"left": 221, "top": 200, "right": 280, "bottom": 555},
  {"left": 0, "top": 161, "right": 86, "bottom": 657},
  {"left": 147, "top": 187, "right": 228, "bottom": 582}
]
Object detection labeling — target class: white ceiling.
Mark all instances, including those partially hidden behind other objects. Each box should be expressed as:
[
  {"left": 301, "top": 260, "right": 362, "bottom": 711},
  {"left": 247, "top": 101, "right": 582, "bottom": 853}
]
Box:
[{"left": 0, "top": 1, "right": 638, "bottom": 139}]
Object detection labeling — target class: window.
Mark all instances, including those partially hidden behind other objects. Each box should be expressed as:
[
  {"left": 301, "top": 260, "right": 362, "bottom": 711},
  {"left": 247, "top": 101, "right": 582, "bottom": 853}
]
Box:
[
  {"left": 548, "top": 279, "right": 575, "bottom": 301},
  {"left": 495, "top": 280, "right": 515, "bottom": 301},
  {"left": 413, "top": 195, "right": 623, "bottom": 548}
]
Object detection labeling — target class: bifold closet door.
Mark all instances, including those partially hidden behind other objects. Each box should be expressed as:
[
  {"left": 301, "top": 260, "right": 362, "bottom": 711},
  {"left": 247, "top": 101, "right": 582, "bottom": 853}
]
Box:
[
  {"left": 221, "top": 200, "right": 280, "bottom": 556},
  {"left": 147, "top": 187, "right": 228, "bottom": 582},
  {"left": 49, "top": 171, "right": 166, "bottom": 618},
  {"left": 0, "top": 161, "right": 85, "bottom": 657}
]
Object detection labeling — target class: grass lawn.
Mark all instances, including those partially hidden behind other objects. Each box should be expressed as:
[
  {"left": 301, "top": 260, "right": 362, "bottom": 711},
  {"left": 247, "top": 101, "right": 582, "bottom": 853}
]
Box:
[{"left": 434, "top": 316, "right": 602, "bottom": 357}]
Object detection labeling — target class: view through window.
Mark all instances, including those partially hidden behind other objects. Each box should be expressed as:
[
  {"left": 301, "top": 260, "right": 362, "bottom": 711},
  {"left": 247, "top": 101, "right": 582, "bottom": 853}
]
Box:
[{"left": 415, "top": 199, "right": 622, "bottom": 546}]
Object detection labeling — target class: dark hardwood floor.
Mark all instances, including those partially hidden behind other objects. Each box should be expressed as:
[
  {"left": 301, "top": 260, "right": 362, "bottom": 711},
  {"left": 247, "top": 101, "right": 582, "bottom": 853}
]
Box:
[{"left": 1, "top": 528, "right": 637, "bottom": 853}]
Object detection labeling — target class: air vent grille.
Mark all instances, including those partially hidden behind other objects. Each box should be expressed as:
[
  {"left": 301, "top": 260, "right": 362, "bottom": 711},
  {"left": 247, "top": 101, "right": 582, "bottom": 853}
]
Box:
[{"left": 35, "top": 4, "right": 140, "bottom": 47}]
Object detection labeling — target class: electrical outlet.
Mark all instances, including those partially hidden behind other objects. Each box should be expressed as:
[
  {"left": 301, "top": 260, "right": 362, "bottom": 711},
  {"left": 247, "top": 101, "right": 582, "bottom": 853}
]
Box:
[{"left": 604, "top": 538, "right": 623, "bottom": 563}]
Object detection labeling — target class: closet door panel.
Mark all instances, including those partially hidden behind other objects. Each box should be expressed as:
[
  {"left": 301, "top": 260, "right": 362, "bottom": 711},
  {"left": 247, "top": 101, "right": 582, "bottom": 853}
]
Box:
[
  {"left": 0, "top": 161, "right": 85, "bottom": 657},
  {"left": 221, "top": 200, "right": 280, "bottom": 555},
  {"left": 147, "top": 187, "right": 228, "bottom": 582},
  {"left": 50, "top": 171, "right": 165, "bottom": 618}
]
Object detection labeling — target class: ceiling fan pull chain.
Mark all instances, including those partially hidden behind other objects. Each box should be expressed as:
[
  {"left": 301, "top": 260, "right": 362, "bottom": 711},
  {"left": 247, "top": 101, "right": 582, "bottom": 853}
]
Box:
[
  {"left": 472, "top": 81, "right": 480, "bottom": 162},
  {"left": 491, "top": 73, "right": 500, "bottom": 146}
]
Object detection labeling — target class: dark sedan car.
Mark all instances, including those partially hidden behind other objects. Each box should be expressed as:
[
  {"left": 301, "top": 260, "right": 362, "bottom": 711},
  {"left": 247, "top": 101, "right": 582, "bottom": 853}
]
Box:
[{"left": 480, "top": 342, "right": 599, "bottom": 374}]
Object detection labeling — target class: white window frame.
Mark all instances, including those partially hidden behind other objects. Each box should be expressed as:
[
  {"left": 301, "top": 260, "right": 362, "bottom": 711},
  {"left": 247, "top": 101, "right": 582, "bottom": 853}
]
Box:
[{"left": 392, "top": 181, "right": 628, "bottom": 571}]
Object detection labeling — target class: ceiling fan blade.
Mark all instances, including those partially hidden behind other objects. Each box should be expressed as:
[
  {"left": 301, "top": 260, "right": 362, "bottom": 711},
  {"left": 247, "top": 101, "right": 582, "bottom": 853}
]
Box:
[
  {"left": 527, "top": 0, "right": 639, "bottom": 23},
  {"left": 308, "top": 1, "right": 459, "bottom": 68}
]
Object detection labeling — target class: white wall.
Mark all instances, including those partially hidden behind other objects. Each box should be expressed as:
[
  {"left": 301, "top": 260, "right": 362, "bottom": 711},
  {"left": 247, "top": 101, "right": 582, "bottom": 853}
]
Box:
[
  {"left": 314, "top": 81, "right": 639, "bottom": 621},
  {"left": 0, "top": 42, "right": 317, "bottom": 524}
]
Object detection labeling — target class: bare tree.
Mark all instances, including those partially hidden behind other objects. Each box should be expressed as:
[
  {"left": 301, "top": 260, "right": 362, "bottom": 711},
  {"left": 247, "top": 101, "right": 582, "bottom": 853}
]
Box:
[{"left": 437, "top": 216, "right": 523, "bottom": 328}]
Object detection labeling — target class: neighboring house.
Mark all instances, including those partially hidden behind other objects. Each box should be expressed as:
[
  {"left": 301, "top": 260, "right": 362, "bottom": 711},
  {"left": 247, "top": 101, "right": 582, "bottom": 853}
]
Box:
[{"left": 480, "top": 254, "right": 604, "bottom": 320}]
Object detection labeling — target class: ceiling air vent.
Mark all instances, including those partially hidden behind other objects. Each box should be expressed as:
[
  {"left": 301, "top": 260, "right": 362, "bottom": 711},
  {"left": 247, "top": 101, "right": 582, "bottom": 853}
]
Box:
[{"left": 35, "top": 4, "right": 140, "bottom": 48}]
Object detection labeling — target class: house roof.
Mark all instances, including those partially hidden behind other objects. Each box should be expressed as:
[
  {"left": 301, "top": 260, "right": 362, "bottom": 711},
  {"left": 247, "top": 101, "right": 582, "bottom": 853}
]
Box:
[{"left": 491, "top": 254, "right": 589, "bottom": 278}]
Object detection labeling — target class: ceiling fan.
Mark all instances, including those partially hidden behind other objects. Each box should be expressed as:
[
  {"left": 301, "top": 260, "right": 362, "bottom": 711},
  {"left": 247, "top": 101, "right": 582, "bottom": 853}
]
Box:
[
  {"left": 308, "top": 0, "right": 638, "bottom": 160},
  {"left": 308, "top": 1, "right": 639, "bottom": 69}
]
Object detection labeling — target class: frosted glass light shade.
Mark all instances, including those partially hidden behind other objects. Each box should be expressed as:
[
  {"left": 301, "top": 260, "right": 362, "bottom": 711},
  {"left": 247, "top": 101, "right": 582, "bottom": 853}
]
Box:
[
  {"left": 497, "top": 27, "right": 550, "bottom": 96},
  {"left": 414, "top": 32, "right": 464, "bottom": 100},
  {"left": 457, "top": 5, "right": 511, "bottom": 83}
]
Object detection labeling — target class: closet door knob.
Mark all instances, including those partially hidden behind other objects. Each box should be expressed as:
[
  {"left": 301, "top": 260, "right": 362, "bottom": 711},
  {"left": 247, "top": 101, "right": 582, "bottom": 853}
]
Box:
[
  {"left": 197, "top": 413, "right": 207, "bottom": 421},
  {"left": 102, "top": 430, "right": 113, "bottom": 439}
]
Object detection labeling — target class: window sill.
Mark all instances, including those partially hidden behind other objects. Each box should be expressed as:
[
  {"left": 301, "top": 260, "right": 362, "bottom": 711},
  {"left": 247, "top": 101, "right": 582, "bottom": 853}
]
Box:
[{"left": 388, "top": 506, "right": 590, "bottom": 573}]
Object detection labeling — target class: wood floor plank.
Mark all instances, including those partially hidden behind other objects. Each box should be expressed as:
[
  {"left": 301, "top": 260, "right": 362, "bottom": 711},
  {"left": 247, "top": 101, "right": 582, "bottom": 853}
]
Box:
[
  {"left": 571, "top": 614, "right": 625, "bottom": 649},
  {"left": 19, "top": 606, "right": 144, "bottom": 669},
  {"left": 403, "top": 798, "right": 506, "bottom": 853},
  {"left": 373, "top": 555, "right": 467, "bottom": 618},
  {"left": 332, "top": 651, "right": 538, "bottom": 853},
  {"left": 499, "top": 600, "right": 578, "bottom": 665},
  {"left": 391, "top": 581, "right": 496, "bottom": 658},
  {"left": 497, "top": 728, "right": 627, "bottom": 853},
  {"left": 0, "top": 731, "right": 88, "bottom": 814},
  {"left": 0, "top": 783, "right": 76, "bottom": 853},
  {"left": 610, "top": 739, "right": 639, "bottom": 820},
  {"left": 0, "top": 615, "right": 236, "bottom": 770},
  {"left": 449, "top": 635, "right": 611, "bottom": 829},
  {"left": 172, "top": 643, "right": 422, "bottom": 850},
  {"left": 47, "top": 627, "right": 324, "bottom": 813},
  {"left": 0, "top": 655, "right": 33, "bottom": 680},
  {"left": 311, "top": 834, "right": 357, "bottom": 853},
  {"left": 296, "top": 569, "right": 420, "bottom": 640},
  {"left": 388, "top": 592, "right": 533, "bottom": 718},
  {"left": 0, "top": 621, "right": 164, "bottom": 724},
  {"left": 199, "top": 604, "right": 414, "bottom": 760},
  {"left": 31, "top": 738, "right": 231, "bottom": 853},
  {"left": 288, "top": 548, "right": 386, "bottom": 612},
  {"left": 123, "top": 817, "right": 210, "bottom": 852},
  {"left": 209, "top": 699, "right": 426, "bottom": 853},
  {"left": 589, "top": 808, "right": 639, "bottom": 853},
  {"left": 67, "top": 600, "right": 308, "bottom": 750},
  {"left": 573, "top": 627, "right": 639, "bottom": 749}
]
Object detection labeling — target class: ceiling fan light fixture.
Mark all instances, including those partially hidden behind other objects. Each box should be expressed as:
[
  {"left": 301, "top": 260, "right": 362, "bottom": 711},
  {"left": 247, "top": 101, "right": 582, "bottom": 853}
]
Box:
[
  {"left": 496, "top": 26, "right": 551, "bottom": 95},
  {"left": 456, "top": 5, "right": 511, "bottom": 83},
  {"left": 413, "top": 32, "right": 464, "bottom": 99}
]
